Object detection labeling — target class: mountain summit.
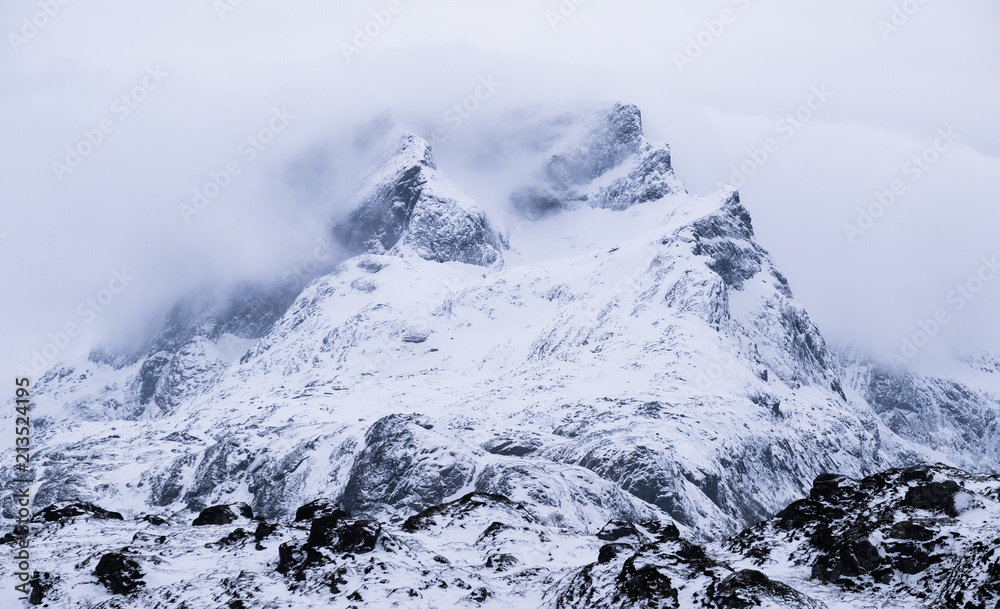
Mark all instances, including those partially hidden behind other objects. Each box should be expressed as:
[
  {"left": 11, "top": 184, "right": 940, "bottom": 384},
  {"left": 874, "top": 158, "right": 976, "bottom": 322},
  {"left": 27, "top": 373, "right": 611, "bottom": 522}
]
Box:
[{"left": 335, "top": 133, "right": 506, "bottom": 267}]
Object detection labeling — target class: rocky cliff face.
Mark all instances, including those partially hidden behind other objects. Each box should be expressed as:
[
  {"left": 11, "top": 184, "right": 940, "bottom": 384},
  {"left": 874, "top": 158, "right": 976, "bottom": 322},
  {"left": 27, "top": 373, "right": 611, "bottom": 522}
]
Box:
[
  {"left": 509, "top": 103, "right": 684, "bottom": 218},
  {"left": 335, "top": 133, "right": 505, "bottom": 267},
  {"left": 835, "top": 349, "right": 1000, "bottom": 473},
  {"left": 3, "top": 102, "right": 997, "bottom": 608}
]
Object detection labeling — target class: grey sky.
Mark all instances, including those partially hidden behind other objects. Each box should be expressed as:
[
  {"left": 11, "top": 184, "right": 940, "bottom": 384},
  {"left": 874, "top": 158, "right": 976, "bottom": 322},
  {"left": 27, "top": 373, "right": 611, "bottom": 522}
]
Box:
[{"left": 2, "top": 0, "right": 998, "bottom": 377}]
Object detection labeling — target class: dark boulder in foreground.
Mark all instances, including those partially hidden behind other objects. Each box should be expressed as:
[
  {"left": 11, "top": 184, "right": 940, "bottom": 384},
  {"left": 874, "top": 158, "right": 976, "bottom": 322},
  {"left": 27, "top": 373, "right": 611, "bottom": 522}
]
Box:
[
  {"left": 33, "top": 502, "right": 124, "bottom": 523},
  {"left": 192, "top": 503, "right": 254, "bottom": 526},
  {"left": 94, "top": 552, "right": 144, "bottom": 595}
]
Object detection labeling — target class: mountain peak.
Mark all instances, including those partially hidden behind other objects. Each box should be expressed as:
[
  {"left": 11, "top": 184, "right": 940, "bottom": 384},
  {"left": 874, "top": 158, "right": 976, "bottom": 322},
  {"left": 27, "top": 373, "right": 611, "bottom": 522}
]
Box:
[
  {"left": 506, "top": 101, "right": 684, "bottom": 218},
  {"left": 391, "top": 132, "right": 437, "bottom": 171},
  {"left": 334, "top": 132, "right": 505, "bottom": 267}
]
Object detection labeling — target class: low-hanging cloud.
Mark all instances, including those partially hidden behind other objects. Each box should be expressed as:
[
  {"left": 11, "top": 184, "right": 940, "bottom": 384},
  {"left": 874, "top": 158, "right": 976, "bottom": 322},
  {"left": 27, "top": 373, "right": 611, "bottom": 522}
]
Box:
[{"left": 1, "top": 0, "right": 998, "bottom": 378}]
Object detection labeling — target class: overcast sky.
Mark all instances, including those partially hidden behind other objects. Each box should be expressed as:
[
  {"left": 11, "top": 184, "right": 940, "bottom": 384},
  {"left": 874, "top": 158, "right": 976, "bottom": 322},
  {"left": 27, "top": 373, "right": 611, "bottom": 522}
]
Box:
[{"left": 2, "top": 0, "right": 998, "bottom": 378}]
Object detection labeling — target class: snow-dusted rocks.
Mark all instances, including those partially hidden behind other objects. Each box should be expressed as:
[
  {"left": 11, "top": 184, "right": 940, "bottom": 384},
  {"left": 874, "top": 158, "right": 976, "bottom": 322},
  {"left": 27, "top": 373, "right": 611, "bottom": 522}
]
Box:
[
  {"left": 727, "top": 464, "right": 1000, "bottom": 608},
  {"left": 340, "top": 414, "right": 480, "bottom": 519},
  {"left": 509, "top": 102, "right": 685, "bottom": 217},
  {"left": 10, "top": 473, "right": 998, "bottom": 607},
  {"left": 335, "top": 133, "right": 505, "bottom": 267}
]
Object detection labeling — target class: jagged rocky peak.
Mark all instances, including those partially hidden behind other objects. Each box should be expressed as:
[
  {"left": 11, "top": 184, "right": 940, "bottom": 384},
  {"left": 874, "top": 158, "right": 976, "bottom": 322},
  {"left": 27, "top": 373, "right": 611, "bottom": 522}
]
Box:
[
  {"left": 684, "top": 190, "right": 775, "bottom": 292},
  {"left": 544, "top": 102, "right": 645, "bottom": 189},
  {"left": 334, "top": 132, "right": 505, "bottom": 267},
  {"left": 508, "top": 101, "right": 685, "bottom": 217}
]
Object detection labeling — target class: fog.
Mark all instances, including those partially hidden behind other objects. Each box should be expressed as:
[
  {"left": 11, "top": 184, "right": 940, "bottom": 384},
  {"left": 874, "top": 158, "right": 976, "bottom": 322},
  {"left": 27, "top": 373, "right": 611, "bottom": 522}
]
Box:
[{"left": 2, "top": 0, "right": 998, "bottom": 378}]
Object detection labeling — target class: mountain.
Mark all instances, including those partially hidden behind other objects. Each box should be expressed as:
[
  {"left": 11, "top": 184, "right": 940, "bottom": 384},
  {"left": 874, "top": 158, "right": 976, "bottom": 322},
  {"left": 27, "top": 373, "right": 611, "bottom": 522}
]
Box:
[
  {"left": 834, "top": 348, "right": 1000, "bottom": 473},
  {"left": 3, "top": 102, "right": 998, "bottom": 608}
]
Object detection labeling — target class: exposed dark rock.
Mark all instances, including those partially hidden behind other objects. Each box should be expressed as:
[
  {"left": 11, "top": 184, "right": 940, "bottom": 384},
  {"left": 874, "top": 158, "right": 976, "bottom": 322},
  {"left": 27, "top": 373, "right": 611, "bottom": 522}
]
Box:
[
  {"left": 618, "top": 559, "right": 678, "bottom": 606},
  {"left": 131, "top": 532, "right": 167, "bottom": 545},
  {"left": 904, "top": 480, "right": 961, "bottom": 517},
  {"left": 598, "top": 543, "right": 632, "bottom": 564},
  {"left": 476, "top": 521, "right": 513, "bottom": 544},
  {"left": 689, "top": 193, "right": 761, "bottom": 291},
  {"left": 639, "top": 520, "right": 681, "bottom": 542},
  {"left": 836, "top": 353, "right": 1000, "bottom": 473},
  {"left": 511, "top": 186, "right": 570, "bottom": 220},
  {"left": 809, "top": 473, "right": 849, "bottom": 502},
  {"left": 401, "top": 492, "right": 533, "bottom": 534},
  {"left": 294, "top": 499, "right": 350, "bottom": 522},
  {"left": 481, "top": 435, "right": 543, "bottom": 457},
  {"left": 309, "top": 518, "right": 381, "bottom": 554},
  {"left": 94, "top": 552, "right": 145, "bottom": 595},
  {"left": 888, "top": 520, "right": 935, "bottom": 542},
  {"left": 709, "top": 569, "right": 824, "bottom": 609},
  {"left": 545, "top": 103, "right": 645, "bottom": 191},
  {"left": 334, "top": 134, "right": 504, "bottom": 267},
  {"left": 28, "top": 571, "right": 54, "bottom": 606},
  {"left": 335, "top": 140, "right": 431, "bottom": 254},
  {"left": 356, "top": 256, "right": 388, "bottom": 274},
  {"left": 212, "top": 528, "right": 250, "bottom": 548},
  {"left": 466, "top": 587, "right": 492, "bottom": 603},
  {"left": 885, "top": 542, "right": 933, "bottom": 574},
  {"left": 192, "top": 503, "right": 254, "bottom": 526},
  {"left": 811, "top": 538, "right": 883, "bottom": 583},
  {"left": 597, "top": 520, "right": 643, "bottom": 542},
  {"left": 123, "top": 282, "right": 302, "bottom": 420},
  {"left": 254, "top": 521, "right": 278, "bottom": 543},
  {"left": 727, "top": 463, "right": 1000, "bottom": 606},
  {"left": 33, "top": 502, "right": 124, "bottom": 523},
  {"left": 163, "top": 431, "right": 204, "bottom": 444},
  {"left": 485, "top": 553, "right": 518, "bottom": 572},
  {"left": 341, "top": 414, "right": 478, "bottom": 517},
  {"left": 182, "top": 438, "right": 255, "bottom": 512},
  {"left": 276, "top": 542, "right": 308, "bottom": 578},
  {"left": 592, "top": 145, "right": 680, "bottom": 210}
]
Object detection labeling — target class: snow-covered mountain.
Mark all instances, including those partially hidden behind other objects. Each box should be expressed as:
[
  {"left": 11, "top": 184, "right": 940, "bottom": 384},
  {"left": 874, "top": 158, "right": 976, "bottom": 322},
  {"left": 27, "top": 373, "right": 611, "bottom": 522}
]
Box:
[{"left": 3, "top": 102, "right": 998, "bottom": 608}]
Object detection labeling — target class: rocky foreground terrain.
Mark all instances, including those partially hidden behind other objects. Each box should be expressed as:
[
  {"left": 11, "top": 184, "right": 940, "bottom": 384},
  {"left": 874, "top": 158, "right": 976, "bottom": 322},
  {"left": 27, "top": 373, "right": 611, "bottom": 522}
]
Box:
[{"left": 7, "top": 463, "right": 999, "bottom": 608}]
